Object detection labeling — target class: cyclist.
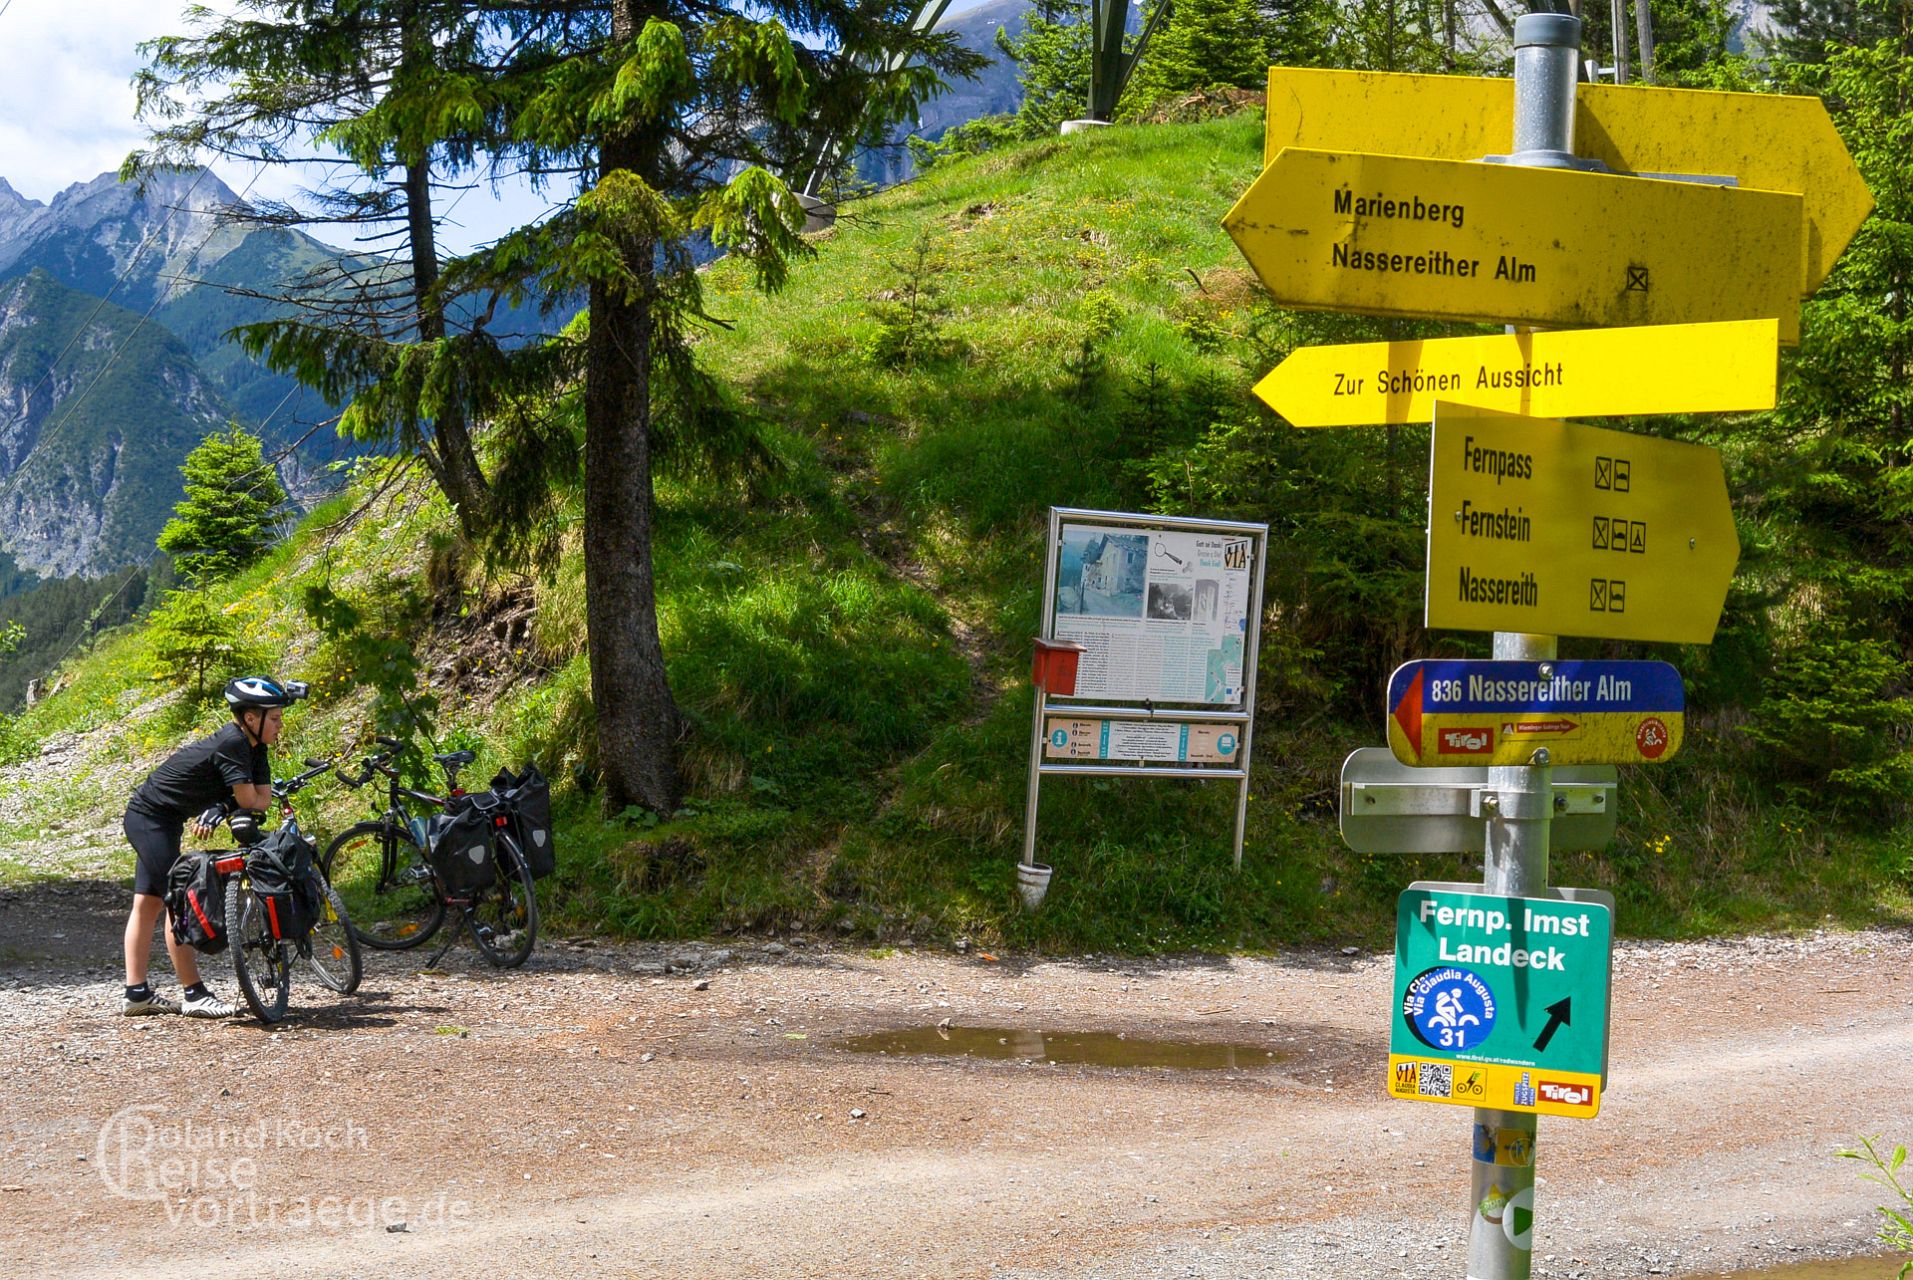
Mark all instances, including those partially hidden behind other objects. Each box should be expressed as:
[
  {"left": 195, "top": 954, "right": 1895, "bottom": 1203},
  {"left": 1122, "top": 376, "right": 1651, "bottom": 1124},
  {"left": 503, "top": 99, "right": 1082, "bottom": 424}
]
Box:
[{"left": 119, "top": 675, "right": 305, "bottom": 1017}]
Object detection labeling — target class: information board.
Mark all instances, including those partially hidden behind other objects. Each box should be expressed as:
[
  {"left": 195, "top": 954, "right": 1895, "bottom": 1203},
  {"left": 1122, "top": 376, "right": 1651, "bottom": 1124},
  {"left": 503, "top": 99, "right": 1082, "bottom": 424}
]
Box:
[{"left": 1050, "top": 523, "right": 1256, "bottom": 705}]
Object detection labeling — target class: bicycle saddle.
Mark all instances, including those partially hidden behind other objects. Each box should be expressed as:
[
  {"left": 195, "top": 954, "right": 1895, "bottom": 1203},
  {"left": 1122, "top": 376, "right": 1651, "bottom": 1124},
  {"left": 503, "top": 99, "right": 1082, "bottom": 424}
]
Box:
[{"left": 435, "top": 750, "right": 477, "bottom": 766}]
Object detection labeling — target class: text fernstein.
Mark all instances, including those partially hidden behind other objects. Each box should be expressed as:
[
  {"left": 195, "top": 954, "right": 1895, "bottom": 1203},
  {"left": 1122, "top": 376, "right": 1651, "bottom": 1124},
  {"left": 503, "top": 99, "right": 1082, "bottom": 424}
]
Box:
[{"left": 1454, "top": 435, "right": 1539, "bottom": 608}]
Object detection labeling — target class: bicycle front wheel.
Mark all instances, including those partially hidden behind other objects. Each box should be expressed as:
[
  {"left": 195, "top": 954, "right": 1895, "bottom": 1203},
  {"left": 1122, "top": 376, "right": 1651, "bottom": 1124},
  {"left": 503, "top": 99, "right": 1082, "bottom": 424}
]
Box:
[
  {"left": 305, "top": 875, "right": 363, "bottom": 995},
  {"left": 225, "top": 877, "right": 291, "bottom": 1023},
  {"left": 470, "top": 834, "right": 538, "bottom": 969},
  {"left": 323, "top": 821, "right": 445, "bottom": 951}
]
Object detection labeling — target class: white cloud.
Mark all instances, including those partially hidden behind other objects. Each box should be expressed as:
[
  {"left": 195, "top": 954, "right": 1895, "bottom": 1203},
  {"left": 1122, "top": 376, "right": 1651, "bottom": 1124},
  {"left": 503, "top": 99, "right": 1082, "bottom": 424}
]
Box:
[{"left": 0, "top": 2, "right": 169, "bottom": 203}]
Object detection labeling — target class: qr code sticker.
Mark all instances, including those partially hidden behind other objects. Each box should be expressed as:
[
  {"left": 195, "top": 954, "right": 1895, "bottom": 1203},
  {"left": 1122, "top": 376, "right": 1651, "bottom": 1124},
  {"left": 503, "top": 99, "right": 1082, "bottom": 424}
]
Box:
[{"left": 1417, "top": 1061, "right": 1453, "bottom": 1098}]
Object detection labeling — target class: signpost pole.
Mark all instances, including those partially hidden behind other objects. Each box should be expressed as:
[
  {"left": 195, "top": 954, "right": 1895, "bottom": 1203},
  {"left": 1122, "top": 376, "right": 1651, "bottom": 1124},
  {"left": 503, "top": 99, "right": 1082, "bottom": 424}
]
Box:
[
  {"left": 1467, "top": 16, "right": 1578, "bottom": 1279},
  {"left": 1467, "top": 632, "right": 1553, "bottom": 1279},
  {"left": 1023, "top": 508, "right": 1065, "bottom": 875}
]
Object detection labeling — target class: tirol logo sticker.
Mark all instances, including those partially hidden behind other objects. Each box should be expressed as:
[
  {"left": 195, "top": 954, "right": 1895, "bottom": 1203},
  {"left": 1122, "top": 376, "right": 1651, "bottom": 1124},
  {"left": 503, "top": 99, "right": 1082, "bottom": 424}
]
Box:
[
  {"left": 1403, "top": 965, "right": 1498, "bottom": 1052},
  {"left": 1440, "top": 727, "right": 1494, "bottom": 754},
  {"left": 1537, "top": 1079, "right": 1594, "bottom": 1108}
]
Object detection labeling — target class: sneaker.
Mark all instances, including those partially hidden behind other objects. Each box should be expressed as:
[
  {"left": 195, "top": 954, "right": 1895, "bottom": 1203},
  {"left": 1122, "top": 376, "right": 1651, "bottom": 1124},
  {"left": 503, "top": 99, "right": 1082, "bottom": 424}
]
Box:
[
  {"left": 122, "top": 991, "right": 179, "bottom": 1016},
  {"left": 180, "top": 990, "right": 237, "bottom": 1019}
]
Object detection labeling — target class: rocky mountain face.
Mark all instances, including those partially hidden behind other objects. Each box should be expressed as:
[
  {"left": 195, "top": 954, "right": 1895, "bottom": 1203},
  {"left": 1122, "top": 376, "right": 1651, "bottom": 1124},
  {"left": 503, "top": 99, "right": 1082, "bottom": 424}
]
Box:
[
  {"left": 0, "top": 270, "right": 229, "bottom": 577},
  {"left": 0, "top": 167, "right": 343, "bottom": 461},
  {"left": 922, "top": 0, "right": 1030, "bottom": 137},
  {"left": 857, "top": 0, "right": 1030, "bottom": 187},
  {"left": 0, "top": 164, "right": 578, "bottom": 587}
]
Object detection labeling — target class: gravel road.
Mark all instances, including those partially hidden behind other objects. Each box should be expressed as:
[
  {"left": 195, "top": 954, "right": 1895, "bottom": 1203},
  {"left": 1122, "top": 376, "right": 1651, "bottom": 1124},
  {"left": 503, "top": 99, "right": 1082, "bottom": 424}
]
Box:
[{"left": 0, "top": 876, "right": 1906, "bottom": 1280}]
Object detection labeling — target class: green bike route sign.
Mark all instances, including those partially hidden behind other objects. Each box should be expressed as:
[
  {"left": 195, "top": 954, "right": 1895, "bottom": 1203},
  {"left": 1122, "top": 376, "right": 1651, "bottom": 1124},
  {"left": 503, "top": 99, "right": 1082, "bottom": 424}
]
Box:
[{"left": 1387, "top": 882, "right": 1614, "bottom": 1119}]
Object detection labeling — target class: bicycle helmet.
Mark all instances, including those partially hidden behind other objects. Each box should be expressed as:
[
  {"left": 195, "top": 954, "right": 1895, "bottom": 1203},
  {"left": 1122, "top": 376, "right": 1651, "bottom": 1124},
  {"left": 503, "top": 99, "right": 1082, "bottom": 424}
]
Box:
[{"left": 224, "top": 676, "right": 304, "bottom": 709}]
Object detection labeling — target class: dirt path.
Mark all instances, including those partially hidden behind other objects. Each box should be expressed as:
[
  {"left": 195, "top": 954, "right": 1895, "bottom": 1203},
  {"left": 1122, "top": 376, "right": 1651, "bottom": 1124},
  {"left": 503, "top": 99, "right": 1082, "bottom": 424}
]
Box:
[{"left": 0, "top": 887, "right": 1906, "bottom": 1280}]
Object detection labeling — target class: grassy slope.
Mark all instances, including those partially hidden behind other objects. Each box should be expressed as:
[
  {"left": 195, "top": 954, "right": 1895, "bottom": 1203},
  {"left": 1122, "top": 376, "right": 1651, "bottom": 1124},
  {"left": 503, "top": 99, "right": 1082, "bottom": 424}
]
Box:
[{"left": 6, "top": 112, "right": 1910, "bottom": 951}]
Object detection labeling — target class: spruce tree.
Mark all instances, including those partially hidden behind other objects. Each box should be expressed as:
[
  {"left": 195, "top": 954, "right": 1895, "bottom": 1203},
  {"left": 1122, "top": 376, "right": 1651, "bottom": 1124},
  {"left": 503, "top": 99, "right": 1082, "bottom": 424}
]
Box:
[
  {"left": 1762, "top": 0, "right": 1900, "bottom": 66},
  {"left": 156, "top": 426, "right": 289, "bottom": 586},
  {"left": 148, "top": 590, "right": 258, "bottom": 698},
  {"left": 1125, "top": 0, "right": 1270, "bottom": 105},
  {"left": 127, "top": 2, "right": 550, "bottom": 542},
  {"left": 997, "top": 0, "right": 1095, "bottom": 136},
  {"left": 457, "top": 1, "right": 975, "bottom": 815}
]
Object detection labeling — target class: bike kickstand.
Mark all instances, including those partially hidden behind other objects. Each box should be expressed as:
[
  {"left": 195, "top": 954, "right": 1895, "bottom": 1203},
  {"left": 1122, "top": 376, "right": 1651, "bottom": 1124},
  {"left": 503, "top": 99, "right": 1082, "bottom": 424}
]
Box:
[{"left": 424, "top": 914, "right": 462, "bottom": 969}]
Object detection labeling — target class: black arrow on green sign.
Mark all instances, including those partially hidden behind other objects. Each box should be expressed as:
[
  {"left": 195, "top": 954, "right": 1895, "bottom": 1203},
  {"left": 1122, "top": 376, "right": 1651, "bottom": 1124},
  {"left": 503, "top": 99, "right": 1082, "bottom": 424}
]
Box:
[{"left": 1533, "top": 997, "right": 1572, "bottom": 1052}]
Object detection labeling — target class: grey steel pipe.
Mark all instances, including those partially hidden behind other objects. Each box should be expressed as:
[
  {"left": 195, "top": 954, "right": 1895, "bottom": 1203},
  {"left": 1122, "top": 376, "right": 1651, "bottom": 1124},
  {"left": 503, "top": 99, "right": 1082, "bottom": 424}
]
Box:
[
  {"left": 1510, "top": 13, "right": 1583, "bottom": 166},
  {"left": 1465, "top": 632, "right": 1555, "bottom": 1280}
]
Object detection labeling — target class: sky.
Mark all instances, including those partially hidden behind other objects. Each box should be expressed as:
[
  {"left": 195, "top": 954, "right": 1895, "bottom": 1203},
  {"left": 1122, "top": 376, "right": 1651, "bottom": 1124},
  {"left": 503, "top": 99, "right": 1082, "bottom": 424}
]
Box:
[
  {"left": 0, "top": 0, "right": 998, "bottom": 256},
  {"left": 0, "top": 3, "right": 559, "bottom": 255}
]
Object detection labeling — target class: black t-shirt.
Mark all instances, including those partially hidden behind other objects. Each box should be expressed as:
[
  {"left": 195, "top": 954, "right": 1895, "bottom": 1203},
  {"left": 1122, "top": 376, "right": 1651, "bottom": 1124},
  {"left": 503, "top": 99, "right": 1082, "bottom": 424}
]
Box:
[{"left": 129, "top": 722, "right": 269, "bottom": 823}]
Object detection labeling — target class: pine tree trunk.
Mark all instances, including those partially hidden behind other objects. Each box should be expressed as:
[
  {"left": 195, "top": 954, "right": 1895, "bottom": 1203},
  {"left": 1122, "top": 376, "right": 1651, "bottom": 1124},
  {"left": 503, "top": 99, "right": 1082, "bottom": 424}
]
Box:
[{"left": 581, "top": 0, "right": 684, "bottom": 816}]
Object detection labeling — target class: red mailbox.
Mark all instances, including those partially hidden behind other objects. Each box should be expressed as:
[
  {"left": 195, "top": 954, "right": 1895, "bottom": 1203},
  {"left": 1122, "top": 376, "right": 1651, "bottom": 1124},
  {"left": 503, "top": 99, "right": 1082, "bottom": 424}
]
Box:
[{"left": 1031, "top": 638, "right": 1087, "bottom": 696}]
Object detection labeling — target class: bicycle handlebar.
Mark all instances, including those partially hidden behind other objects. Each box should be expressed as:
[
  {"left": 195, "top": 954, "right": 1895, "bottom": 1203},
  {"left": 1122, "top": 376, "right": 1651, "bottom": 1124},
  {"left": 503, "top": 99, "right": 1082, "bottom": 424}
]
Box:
[
  {"left": 326, "top": 748, "right": 449, "bottom": 810},
  {"left": 271, "top": 757, "right": 339, "bottom": 799}
]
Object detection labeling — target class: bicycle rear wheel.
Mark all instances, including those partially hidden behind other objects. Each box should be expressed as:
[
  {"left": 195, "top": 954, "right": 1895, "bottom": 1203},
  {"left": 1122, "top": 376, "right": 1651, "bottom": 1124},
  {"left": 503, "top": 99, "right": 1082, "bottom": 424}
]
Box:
[
  {"left": 470, "top": 834, "right": 538, "bottom": 969},
  {"left": 225, "top": 877, "right": 291, "bottom": 1023},
  {"left": 305, "top": 876, "right": 363, "bottom": 994},
  {"left": 323, "top": 821, "right": 445, "bottom": 951}
]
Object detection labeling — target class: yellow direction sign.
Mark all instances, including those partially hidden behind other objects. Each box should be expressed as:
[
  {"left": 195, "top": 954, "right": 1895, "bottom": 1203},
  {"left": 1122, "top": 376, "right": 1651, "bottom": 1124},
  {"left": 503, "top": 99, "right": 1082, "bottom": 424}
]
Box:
[
  {"left": 1425, "top": 403, "right": 1739, "bottom": 644},
  {"left": 1254, "top": 319, "right": 1778, "bottom": 427},
  {"left": 1262, "top": 67, "right": 1873, "bottom": 296},
  {"left": 1225, "top": 150, "right": 1802, "bottom": 340}
]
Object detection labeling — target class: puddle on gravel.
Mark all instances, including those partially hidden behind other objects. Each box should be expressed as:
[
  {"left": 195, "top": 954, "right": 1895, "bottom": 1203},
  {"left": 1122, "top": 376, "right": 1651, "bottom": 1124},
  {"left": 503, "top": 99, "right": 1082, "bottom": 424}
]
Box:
[
  {"left": 835, "top": 1024, "right": 1284, "bottom": 1070},
  {"left": 1668, "top": 1258, "right": 1897, "bottom": 1280}
]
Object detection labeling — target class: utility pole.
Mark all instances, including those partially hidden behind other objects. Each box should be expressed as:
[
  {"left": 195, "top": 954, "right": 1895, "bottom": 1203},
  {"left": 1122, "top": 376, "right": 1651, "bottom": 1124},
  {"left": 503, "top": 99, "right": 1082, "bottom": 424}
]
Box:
[
  {"left": 1635, "top": 0, "right": 1657, "bottom": 83},
  {"left": 1611, "top": 0, "right": 1631, "bottom": 82}
]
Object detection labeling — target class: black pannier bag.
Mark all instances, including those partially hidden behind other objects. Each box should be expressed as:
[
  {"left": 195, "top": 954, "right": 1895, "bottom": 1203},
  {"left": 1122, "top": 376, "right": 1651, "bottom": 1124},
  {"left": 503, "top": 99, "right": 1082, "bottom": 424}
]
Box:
[
  {"left": 427, "top": 794, "right": 498, "bottom": 897},
  {"left": 249, "top": 827, "right": 319, "bottom": 942},
  {"left": 490, "top": 762, "right": 555, "bottom": 880},
  {"left": 166, "top": 851, "right": 231, "bottom": 954}
]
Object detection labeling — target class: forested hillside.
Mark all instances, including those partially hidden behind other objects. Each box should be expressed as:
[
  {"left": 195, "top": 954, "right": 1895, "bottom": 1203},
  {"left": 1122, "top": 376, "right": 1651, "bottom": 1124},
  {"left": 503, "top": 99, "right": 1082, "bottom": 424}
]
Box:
[{"left": 0, "top": 270, "right": 231, "bottom": 575}]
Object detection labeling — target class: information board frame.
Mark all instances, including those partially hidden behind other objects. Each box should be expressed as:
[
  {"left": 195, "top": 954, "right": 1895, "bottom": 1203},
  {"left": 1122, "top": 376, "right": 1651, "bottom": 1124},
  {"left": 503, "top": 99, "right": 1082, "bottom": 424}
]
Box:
[{"left": 1023, "top": 507, "right": 1269, "bottom": 876}]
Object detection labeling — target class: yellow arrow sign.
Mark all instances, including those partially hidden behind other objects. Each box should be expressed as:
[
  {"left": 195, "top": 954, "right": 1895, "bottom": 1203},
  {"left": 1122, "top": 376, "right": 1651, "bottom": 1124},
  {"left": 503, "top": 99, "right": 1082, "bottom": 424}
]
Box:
[
  {"left": 1254, "top": 319, "right": 1778, "bottom": 427},
  {"left": 1263, "top": 67, "right": 1873, "bottom": 296},
  {"left": 1425, "top": 404, "right": 1740, "bottom": 644},
  {"left": 1225, "top": 150, "right": 1802, "bottom": 340}
]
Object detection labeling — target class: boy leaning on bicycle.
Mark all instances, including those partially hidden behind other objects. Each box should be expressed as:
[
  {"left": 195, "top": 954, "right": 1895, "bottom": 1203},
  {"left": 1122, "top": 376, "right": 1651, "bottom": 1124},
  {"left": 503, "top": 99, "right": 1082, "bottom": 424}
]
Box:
[{"left": 119, "top": 675, "right": 307, "bottom": 1018}]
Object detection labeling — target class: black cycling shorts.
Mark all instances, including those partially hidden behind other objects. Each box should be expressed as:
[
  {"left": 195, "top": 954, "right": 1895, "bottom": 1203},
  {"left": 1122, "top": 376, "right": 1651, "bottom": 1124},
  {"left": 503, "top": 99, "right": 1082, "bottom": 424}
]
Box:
[{"left": 124, "top": 806, "right": 185, "bottom": 897}]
